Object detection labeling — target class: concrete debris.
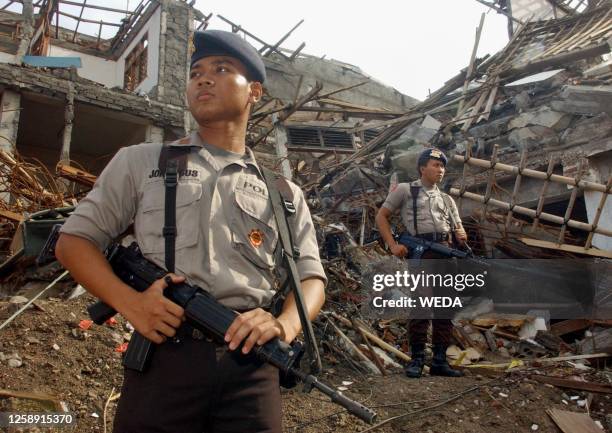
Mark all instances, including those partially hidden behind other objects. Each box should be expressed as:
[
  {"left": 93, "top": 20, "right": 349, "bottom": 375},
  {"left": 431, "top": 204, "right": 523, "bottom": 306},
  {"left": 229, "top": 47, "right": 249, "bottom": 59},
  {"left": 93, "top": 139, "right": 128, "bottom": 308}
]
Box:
[
  {"left": 551, "top": 85, "right": 612, "bottom": 116},
  {"left": 508, "top": 125, "right": 559, "bottom": 151},
  {"left": 0, "top": 2, "right": 610, "bottom": 431},
  {"left": 508, "top": 107, "right": 572, "bottom": 131}
]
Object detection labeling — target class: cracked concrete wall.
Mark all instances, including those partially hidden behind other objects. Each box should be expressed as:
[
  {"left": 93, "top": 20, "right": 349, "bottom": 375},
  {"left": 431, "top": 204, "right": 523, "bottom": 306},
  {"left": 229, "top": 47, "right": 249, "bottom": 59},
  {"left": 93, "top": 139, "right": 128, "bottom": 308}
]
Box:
[
  {"left": 0, "top": 90, "right": 20, "bottom": 153},
  {"left": 264, "top": 56, "right": 420, "bottom": 111},
  {"left": 0, "top": 63, "right": 184, "bottom": 129}
]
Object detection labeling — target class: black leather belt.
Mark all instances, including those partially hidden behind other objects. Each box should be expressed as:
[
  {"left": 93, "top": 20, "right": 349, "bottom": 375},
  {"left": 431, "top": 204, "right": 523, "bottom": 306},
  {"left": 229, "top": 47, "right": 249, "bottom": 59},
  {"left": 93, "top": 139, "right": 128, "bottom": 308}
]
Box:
[{"left": 415, "top": 232, "right": 450, "bottom": 242}]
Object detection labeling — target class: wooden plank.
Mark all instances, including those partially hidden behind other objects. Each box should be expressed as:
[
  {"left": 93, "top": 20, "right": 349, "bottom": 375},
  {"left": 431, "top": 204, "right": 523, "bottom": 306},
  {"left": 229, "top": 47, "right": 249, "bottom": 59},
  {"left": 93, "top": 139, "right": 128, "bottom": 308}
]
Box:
[
  {"left": 533, "top": 375, "right": 612, "bottom": 393},
  {"left": 535, "top": 353, "right": 610, "bottom": 363},
  {"left": 518, "top": 238, "right": 612, "bottom": 259},
  {"left": 547, "top": 408, "right": 603, "bottom": 433},
  {"left": 551, "top": 319, "right": 591, "bottom": 336},
  {"left": 548, "top": 10, "right": 612, "bottom": 56},
  {"left": 0, "top": 388, "right": 62, "bottom": 410},
  {"left": 56, "top": 162, "right": 96, "bottom": 187},
  {"left": 457, "top": 13, "right": 485, "bottom": 115},
  {"left": 472, "top": 313, "right": 531, "bottom": 330},
  {"left": 460, "top": 86, "right": 489, "bottom": 131},
  {"left": 477, "top": 76, "right": 499, "bottom": 123},
  {"left": 330, "top": 312, "right": 411, "bottom": 362},
  {"left": 0, "top": 209, "right": 24, "bottom": 222},
  {"left": 326, "top": 317, "right": 380, "bottom": 375}
]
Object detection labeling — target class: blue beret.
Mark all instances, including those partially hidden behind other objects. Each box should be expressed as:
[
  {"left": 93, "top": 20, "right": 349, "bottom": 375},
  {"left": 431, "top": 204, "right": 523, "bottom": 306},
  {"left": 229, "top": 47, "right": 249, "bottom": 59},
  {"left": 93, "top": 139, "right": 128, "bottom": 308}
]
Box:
[
  {"left": 417, "top": 148, "right": 448, "bottom": 168},
  {"left": 191, "top": 30, "right": 266, "bottom": 83}
]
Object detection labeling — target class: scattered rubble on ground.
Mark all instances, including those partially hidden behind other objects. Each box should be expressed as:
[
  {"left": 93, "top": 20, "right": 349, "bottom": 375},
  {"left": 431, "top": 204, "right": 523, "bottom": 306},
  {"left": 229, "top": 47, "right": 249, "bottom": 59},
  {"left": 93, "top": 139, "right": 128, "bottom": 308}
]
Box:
[{"left": 0, "top": 0, "right": 611, "bottom": 432}]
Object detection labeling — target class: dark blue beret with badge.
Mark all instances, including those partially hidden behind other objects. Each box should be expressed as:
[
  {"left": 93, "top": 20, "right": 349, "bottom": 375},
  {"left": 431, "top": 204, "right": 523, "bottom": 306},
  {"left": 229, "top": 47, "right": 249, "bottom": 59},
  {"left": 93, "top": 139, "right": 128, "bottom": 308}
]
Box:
[
  {"left": 417, "top": 148, "right": 448, "bottom": 168},
  {"left": 190, "top": 30, "right": 266, "bottom": 83}
]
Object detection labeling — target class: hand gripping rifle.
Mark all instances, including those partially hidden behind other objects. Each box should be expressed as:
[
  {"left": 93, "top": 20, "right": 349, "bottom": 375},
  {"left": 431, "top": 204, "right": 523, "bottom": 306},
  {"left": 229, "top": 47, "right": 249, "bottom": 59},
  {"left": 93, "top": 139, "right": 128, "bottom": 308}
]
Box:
[
  {"left": 87, "top": 242, "right": 377, "bottom": 424},
  {"left": 398, "top": 232, "right": 486, "bottom": 265}
]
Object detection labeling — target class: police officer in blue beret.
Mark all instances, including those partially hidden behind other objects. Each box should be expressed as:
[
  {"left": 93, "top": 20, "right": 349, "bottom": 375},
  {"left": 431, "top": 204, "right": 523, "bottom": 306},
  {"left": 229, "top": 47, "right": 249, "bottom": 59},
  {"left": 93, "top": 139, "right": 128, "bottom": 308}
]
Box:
[
  {"left": 375, "top": 148, "right": 467, "bottom": 378},
  {"left": 56, "top": 30, "right": 326, "bottom": 432}
]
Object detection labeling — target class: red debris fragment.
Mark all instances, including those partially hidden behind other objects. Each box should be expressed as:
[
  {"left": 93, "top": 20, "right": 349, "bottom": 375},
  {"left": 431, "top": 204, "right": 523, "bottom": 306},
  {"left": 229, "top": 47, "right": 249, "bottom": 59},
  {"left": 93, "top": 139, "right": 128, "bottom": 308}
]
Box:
[
  {"left": 78, "top": 320, "right": 93, "bottom": 330},
  {"left": 115, "top": 342, "right": 128, "bottom": 353}
]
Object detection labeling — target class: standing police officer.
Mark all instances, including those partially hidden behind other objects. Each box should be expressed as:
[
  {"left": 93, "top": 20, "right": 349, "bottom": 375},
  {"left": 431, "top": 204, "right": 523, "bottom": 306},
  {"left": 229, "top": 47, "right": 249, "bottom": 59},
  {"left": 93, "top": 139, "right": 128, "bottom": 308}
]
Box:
[
  {"left": 56, "top": 30, "right": 326, "bottom": 432},
  {"left": 375, "top": 148, "right": 466, "bottom": 378}
]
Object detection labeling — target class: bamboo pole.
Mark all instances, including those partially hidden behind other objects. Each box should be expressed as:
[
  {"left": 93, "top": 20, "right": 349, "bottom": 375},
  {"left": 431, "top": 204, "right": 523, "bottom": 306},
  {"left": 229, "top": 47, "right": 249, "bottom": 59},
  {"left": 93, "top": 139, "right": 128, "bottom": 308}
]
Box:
[
  {"left": 505, "top": 150, "right": 527, "bottom": 229},
  {"left": 558, "top": 160, "right": 584, "bottom": 244},
  {"left": 450, "top": 189, "right": 612, "bottom": 237},
  {"left": 457, "top": 13, "right": 486, "bottom": 115},
  {"left": 480, "top": 145, "right": 498, "bottom": 222},
  {"left": 326, "top": 317, "right": 380, "bottom": 375},
  {"left": 531, "top": 157, "right": 556, "bottom": 233},
  {"left": 452, "top": 154, "right": 610, "bottom": 193},
  {"left": 352, "top": 318, "right": 387, "bottom": 376},
  {"left": 457, "top": 139, "right": 473, "bottom": 213}
]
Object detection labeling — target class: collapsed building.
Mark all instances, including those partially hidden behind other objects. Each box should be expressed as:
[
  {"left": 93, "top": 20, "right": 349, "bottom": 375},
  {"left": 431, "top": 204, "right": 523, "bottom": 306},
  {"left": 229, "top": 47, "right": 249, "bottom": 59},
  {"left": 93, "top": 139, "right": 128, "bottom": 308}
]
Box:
[
  {"left": 315, "top": 0, "right": 612, "bottom": 262},
  {"left": 0, "top": 2, "right": 611, "bottom": 430},
  {"left": 0, "top": 0, "right": 416, "bottom": 177}
]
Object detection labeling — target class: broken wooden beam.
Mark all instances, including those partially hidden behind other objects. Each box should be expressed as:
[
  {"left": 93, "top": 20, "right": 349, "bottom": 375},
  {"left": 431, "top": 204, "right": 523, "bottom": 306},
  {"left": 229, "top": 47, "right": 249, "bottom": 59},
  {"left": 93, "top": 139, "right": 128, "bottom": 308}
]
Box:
[
  {"left": 56, "top": 162, "right": 97, "bottom": 187},
  {"left": 532, "top": 375, "right": 612, "bottom": 394}
]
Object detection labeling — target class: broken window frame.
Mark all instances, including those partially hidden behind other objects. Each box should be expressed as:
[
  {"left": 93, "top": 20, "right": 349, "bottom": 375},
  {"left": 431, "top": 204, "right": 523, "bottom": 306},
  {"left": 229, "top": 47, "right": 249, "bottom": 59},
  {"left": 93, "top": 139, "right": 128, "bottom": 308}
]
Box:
[{"left": 123, "top": 32, "right": 148, "bottom": 92}]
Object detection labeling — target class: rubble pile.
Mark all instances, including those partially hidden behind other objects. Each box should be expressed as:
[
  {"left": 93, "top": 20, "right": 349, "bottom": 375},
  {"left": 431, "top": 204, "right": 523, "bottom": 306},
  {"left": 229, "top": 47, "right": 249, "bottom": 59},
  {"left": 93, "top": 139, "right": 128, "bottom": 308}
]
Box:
[
  {"left": 0, "top": 3, "right": 611, "bottom": 432},
  {"left": 291, "top": 3, "right": 612, "bottom": 261}
]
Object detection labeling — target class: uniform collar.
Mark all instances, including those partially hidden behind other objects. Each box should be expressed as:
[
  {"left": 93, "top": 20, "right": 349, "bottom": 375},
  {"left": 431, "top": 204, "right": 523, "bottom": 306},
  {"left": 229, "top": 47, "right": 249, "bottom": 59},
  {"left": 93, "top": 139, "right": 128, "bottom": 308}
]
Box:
[
  {"left": 169, "top": 131, "right": 264, "bottom": 177},
  {"left": 414, "top": 179, "right": 439, "bottom": 194}
]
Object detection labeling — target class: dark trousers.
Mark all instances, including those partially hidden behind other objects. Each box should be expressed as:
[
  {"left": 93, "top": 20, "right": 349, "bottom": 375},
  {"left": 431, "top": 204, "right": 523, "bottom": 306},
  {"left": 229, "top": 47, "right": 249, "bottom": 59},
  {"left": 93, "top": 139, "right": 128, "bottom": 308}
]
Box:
[
  {"left": 403, "top": 239, "right": 455, "bottom": 347},
  {"left": 408, "top": 319, "right": 453, "bottom": 346},
  {"left": 113, "top": 329, "right": 282, "bottom": 433}
]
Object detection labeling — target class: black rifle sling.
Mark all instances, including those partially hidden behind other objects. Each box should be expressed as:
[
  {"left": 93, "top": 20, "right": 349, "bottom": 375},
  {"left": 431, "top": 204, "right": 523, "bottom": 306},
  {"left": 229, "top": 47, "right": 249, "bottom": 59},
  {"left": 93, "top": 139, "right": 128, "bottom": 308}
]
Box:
[
  {"left": 122, "top": 144, "right": 190, "bottom": 371},
  {"left": 441, "top": 193, "right": 458, "bottom": 231},
  {"left": 410, "top": 184, "right": 421, "bottom": 236},
  {"left": 159, "top": 144, "right": 190, "bottom": 273},
  {"left": 261, "top": 167, "right": 323, "bottom": 375}
]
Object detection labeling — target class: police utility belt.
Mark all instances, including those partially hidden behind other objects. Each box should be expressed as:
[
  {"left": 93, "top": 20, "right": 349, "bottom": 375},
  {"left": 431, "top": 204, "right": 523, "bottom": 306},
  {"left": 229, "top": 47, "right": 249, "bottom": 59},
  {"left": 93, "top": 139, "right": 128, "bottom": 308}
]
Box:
[{"left": 412, "top": 232, "right": 450, "bottom": 243}]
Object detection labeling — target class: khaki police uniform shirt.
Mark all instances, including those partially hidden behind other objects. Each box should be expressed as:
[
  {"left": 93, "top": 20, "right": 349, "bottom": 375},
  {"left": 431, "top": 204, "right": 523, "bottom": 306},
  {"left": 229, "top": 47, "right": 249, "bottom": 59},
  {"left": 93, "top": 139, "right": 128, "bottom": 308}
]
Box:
[
  {"left": 381, "top": 179, "right": 461, "bottom": 235},
  {"left": 60, "top": 131, "right": 327, "bottom": 310}
]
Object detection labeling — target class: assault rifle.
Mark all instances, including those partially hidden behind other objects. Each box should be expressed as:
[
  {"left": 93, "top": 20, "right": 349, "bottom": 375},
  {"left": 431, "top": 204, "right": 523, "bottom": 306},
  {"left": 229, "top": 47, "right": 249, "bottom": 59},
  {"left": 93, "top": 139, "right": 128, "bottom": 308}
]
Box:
[
  {"left": 87, "top": 242, "right": 377, "bottom": 424},
  {"left": 398, "top": 233, "right": 486, "bottom": 264}
]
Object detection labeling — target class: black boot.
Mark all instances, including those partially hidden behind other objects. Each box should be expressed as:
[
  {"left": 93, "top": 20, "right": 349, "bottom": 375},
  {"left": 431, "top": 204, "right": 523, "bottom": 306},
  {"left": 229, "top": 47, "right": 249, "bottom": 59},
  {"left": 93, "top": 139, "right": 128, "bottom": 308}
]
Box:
[
  {"left": 404, "top": 344, "right": 426, "bottom": 378},
  {"left": 430, "top": 345, "right": 463, "bottom": 377}
]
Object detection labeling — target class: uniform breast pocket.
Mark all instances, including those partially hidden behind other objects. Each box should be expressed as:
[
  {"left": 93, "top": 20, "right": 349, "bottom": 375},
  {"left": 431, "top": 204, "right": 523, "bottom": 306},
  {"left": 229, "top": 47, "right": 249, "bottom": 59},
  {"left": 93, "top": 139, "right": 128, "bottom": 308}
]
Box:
[
  {"left": 231, "top": 188, "right": 278, "bottom": 270},
  {"left": 434, "top": 197, "right": 450, "bottom": 220},
  {"left": 135, "top": 180, "right": 203, "bottom": 254}
]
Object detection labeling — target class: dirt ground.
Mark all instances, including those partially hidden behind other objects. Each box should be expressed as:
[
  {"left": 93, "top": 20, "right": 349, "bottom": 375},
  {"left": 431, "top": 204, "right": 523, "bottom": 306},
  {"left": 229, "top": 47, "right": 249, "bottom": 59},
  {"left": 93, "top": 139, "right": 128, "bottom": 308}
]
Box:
[{"left": 1, "top": 293, "right": 610, "bottom": 433}]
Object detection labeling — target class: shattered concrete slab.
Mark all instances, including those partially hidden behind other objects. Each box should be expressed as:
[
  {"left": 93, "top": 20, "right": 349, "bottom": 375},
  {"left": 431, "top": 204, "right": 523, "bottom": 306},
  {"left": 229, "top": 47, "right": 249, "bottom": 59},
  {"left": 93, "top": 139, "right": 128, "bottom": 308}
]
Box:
[
  {"left": 508, "top": 106, "right": 572, "bottom": 131},
  {"left": 551, "top": 85, "right": 612, "bottom": 116},
  {"left": 508, "top": 125, "right": 559, "bottom": 151}
]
